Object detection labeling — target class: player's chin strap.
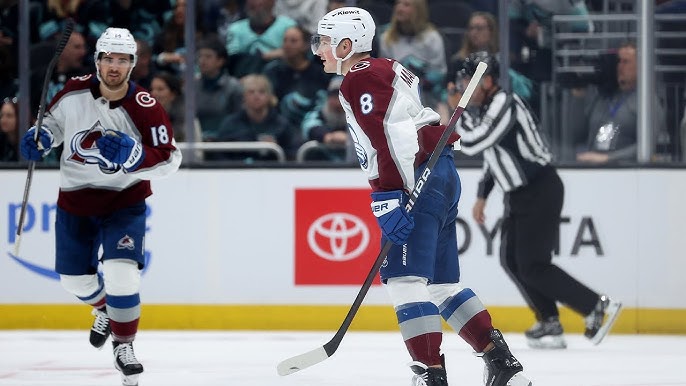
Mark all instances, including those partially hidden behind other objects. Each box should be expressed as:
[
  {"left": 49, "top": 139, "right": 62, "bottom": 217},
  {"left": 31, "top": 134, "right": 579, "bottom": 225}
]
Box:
[{"left": 332, "top": 46, "right": 355, "bottom": 75}]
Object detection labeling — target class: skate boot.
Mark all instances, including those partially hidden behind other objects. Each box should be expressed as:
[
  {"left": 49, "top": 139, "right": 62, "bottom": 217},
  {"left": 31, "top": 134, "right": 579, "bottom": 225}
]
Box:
[
  {"left": 524, "top": 316, "right": 566, "bottom": 349},
  {"left": 113, "top": 341, "right": 144, "bottom": 386},
  {"left": 89, "top": 308, "right": 111, "bottom": 349},
  {"left": 480, "top": 329, "right": 533, "bottom": 386},
  {"left": 409, "top": 358, "right": 448, "bottom": 386},
  {"left": 585, "top": 294, "right": 622, "bottom": 345}
]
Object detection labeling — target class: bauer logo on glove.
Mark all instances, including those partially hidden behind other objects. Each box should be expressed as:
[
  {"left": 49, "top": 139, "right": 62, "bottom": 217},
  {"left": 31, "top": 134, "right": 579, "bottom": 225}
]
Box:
[
  {"left": 370, "top": 190, "right": 415, "bottom": 245},
  {"left": 96, "top": 129, "right": 145, "bottom": 172}
]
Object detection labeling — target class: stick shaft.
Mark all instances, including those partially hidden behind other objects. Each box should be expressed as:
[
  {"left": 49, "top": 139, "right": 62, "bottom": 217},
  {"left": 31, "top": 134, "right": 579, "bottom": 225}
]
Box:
[{"left": 14, "top": 19, "right": 74, "bottom": 255}]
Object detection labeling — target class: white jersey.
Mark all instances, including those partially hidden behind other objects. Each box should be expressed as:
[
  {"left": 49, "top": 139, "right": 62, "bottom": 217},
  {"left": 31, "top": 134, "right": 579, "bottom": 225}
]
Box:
[
  {"left": 338, "top": 57, "right": 457, "bottom": 192},
  {"left": 43, "top": 74, "right": 182, "bottom": 216}
]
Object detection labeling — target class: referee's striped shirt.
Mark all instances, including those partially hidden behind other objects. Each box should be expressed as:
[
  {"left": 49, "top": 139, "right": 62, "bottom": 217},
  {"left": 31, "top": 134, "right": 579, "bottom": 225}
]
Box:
[{"left": 456, "top": 89, "right": 553, "bottom": 197}]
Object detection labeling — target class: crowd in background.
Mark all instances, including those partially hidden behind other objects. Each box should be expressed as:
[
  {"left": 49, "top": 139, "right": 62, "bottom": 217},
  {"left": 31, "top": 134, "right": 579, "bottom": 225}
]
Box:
[{"left": 0, "top": 0, "right": 684, "bottom": 164}]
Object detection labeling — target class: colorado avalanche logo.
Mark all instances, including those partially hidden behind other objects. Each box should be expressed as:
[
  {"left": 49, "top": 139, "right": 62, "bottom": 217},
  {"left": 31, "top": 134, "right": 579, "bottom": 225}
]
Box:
[
  {"left": 69, "top": 121, "right": 120, "bottom": 173},
  {"left": 348, "top": 125, "right": 368, "bottom": 169},
  {"left": 135, "top": 91, "right": 156, "bottom": 107},
  {"left": 117, "top": 235, "right": 135, "bottom": 250}
]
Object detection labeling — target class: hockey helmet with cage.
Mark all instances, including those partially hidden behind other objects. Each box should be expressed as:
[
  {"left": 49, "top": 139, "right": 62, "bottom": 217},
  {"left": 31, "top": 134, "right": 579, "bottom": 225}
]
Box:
[
  {"left": 459, "top": 51, "right": 499, "bottom": 81},
  {"left": 312, "top": 7, "right": 375, "bottom": 74}
]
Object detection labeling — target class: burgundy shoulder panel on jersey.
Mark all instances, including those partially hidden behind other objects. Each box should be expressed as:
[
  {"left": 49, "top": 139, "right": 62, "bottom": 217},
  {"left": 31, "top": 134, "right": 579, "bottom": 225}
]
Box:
[
  {"left": 46, "top": 74, "right": 96, "bottom": 111},
  {"left": 341, "top": 58, "right": 407, "bottom": 192},
  {"left": 120, "top": 85, "right": 177, "bottom": 171}
]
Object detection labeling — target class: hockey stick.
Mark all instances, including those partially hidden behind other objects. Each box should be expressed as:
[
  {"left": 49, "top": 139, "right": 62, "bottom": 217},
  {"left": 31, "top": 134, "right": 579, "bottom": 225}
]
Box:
[
  {"left": 276, "top": 61, "right": 488, "bottom": 376},
  {"left": 13, "top": 19, "right": 75, "bottom": 256}
]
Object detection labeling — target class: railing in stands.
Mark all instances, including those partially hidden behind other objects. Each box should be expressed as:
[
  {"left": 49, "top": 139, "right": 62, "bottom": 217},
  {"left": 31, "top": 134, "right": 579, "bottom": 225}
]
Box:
[{"left": 175, "top": 142, "right": 286, "bottom": 162}]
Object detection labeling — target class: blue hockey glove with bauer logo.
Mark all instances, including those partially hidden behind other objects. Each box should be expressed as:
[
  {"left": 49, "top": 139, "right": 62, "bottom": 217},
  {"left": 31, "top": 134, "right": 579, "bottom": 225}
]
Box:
[
  {"left": 96, "top": 129, "right": 144, "bottom": 172},
  {"left": 370, "top": 190, "right": 415, "bottom": 245},
  {"left": 20, "top": 125, "right": 54, "bottom": 161}
]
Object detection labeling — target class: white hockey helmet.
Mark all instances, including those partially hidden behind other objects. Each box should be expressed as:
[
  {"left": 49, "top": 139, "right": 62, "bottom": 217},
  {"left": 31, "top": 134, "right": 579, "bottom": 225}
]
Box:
[
  {"left": 94, "top": 27, "right": 138, "bottom": 65},
  {"left": 315, "top": 7, "right": 375, "bottom": 53},
  {"left": 94, "top": 27, "right": 137, "bottom": 86}
]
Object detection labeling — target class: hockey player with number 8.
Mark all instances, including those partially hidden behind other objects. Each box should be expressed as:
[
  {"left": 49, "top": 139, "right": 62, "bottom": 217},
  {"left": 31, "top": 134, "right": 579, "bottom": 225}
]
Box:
[
  {"left": 311, "top": 7, "right": 532, "bottom": 386},
  {"left": 19, "top": 27, "right": 181, "bottom": 386}
]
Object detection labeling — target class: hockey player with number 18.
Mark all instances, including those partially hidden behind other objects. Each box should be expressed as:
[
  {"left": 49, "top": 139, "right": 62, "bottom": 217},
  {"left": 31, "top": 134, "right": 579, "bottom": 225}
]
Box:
[
  {"left": 19, "top": 27, "right": 181, "bottom": 386},
  {"left": 312, "top": 7, "right": 532, "bottom": 386}
]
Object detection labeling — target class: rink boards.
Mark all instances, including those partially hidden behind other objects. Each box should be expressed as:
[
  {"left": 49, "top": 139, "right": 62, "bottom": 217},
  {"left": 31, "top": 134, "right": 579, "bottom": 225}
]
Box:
[{"left": 1, "top": 167, "right": 684, "bottom": 333}]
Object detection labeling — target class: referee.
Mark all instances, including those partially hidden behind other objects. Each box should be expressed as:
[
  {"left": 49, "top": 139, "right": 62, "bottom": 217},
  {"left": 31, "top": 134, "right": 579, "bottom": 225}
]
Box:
[{"left": 448, "top": 51, "right": 622, "bottom": 349}]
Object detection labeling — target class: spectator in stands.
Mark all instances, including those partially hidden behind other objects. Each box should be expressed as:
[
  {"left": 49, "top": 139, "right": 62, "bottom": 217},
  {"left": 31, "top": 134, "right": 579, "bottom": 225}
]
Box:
[
  {"left": 153, "top": 0, "right": 194, "bottom": 75},
  {"left": 378, "top": 0, "right": 446, "bottom": 108},
  {"left": 274, "top": 0, "right": 328, "bottom": 35},
  {"left": 38, "top": 0, "right": 111, "bottom": 49},
  {"left": 508, "top": 0, "right": 593, "bottom": 85},
  {"left": 31, "top": 31, "right": 89, "bottom": 113},
  {"left": 264, "top": 26, "right": 331, "bottom": 133},
  {"left": 194, "top": 37, "right": 243, "bottom": 137},
  {"left": 681, "top": 105, "right": 686, "bottom": 161},
  {"left": 449, "top": 12, "right": 498, "bottom": 79},
  {"left": 150, "top": 72, "right": 186, "bottom": 141},
  {"left": 207, "top": 74, "right": 297, "bottom": 161},
  {"left": 203, "top": 0, "right": 245, "bottom": 43},
  {"left": 131, "top": 39, "right": 155, "bottom": 90},
  {"left": 301, "top": 76, "right": 349, "bottom": 161},
  {"left": 0, "top": 97, "right": 19, "bottom": 162},
  {"left": 574, "top": 41, "right": 666, "bottom": 163},
  {"left": 445, "top": 12, "right": 534, "bottom": 113},
  {"left": 225, "top": 0, "right": 297, "bottom": 77},
  {"left": 111, "top": 0, "right": 170, "bottom": 47}
]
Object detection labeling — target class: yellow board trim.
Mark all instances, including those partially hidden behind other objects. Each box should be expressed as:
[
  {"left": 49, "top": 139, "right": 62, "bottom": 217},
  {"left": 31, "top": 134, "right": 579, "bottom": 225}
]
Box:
[{"left": 1, "top": 305, "right": 685, "bottom": 334}]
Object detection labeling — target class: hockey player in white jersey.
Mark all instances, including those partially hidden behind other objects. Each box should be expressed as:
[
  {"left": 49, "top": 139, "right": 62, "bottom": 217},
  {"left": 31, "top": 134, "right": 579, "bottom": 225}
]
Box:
[
  {"left": 20, "top": 27, "right": 181, "bottom": 386},
  {"left": 312, "top": 7, "right": 532, "bottom": 386}
]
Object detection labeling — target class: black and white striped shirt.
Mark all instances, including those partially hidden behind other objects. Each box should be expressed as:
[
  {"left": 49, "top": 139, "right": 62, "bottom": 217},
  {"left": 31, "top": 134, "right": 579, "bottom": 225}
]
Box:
[{"left": 456, "top": 89, "right": 552, "bottom": 196}]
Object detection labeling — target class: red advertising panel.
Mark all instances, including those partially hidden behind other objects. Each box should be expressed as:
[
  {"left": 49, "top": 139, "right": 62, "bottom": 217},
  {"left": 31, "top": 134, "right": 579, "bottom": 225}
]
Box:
[{"left": 295, "top": 188, "right": 382, "bottom": 285}]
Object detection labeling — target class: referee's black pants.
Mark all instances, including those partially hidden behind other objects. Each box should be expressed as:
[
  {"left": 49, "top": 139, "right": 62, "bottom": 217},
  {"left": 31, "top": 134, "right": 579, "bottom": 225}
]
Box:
[{"left": 500, "top": 165, "right": 599, "bottom": 320}]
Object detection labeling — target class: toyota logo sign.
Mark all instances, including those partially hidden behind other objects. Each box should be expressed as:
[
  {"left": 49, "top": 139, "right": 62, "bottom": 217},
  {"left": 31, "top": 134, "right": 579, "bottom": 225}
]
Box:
[{"left": 307, "top": 212, "right": 370, "bottom": 261}]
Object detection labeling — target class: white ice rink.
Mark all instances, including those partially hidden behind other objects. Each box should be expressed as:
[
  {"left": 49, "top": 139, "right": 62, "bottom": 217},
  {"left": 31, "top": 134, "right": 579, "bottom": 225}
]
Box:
[{"left": 0, "top": 330, "right": 685, "bottom": 386}]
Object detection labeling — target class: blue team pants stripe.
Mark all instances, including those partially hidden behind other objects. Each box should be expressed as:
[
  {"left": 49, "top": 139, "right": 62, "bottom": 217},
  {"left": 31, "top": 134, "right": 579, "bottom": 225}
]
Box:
[
  {"left": 439, "top": 289, "right": 485, "bottom": 332},
  {"left": 395, "top": 302, "right": 442, "bottom": 340},
  {"left": 438, "top": 288, "right": 476, "bottom": 318},
  {"left": 106, "top": 294, "right": 141, "bottom": 323}
]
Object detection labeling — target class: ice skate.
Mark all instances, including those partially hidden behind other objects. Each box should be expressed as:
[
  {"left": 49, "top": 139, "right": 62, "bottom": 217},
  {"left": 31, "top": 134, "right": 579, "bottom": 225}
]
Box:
[
  {"left": 525, "top": 316, "right": 566, "bottom": 349},
  {"left": 585, "top": 295, "right": 622, "bottom": 345},
  {"left": 480, "top": 329, "right": 533, "bottom": 386},
  {"left": 409, "top": 359, "right": 448, "bottom": 386},
  {"left": 113, "top": 341, "right": 144, "bottom": 386},
  {"left": 89, "top": 308, "right": 111, "bottom": 349}
]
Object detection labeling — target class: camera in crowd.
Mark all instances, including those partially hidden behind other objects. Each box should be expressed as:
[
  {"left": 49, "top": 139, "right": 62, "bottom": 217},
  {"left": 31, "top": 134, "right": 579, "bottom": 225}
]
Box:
[{"left": 556, "top": 50, "right": 619, "bottom": 96}]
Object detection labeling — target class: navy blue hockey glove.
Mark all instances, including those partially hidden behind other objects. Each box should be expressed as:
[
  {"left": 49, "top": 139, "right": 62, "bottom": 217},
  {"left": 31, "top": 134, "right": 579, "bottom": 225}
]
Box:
[
  {"left": 370, "top": 190, "right": 415, "bottom": 245},
  {"left": 96, "top": 129, "right": 144, "bottom": 172},
  {"left": 20, "top": 125, "right": 54, "bottom": 161}
]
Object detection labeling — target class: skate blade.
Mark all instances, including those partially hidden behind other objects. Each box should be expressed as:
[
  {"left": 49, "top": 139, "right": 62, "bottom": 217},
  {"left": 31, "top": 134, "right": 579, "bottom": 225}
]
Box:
[
  {"left": 526, "top": 335, "right": 567, "bottom": 350},
  {"left": 591, "top": 300, "right": 623, "bottom": 345},
  {"left": 507, "top": 371, "right": 533, "bottom": 386},
  {"left": 120, "top": 373, "right": 139, "bottom": 386}
]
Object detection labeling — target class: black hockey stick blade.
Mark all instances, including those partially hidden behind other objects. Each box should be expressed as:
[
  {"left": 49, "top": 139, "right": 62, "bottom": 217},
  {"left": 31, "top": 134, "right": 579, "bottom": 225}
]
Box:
[
  {"left": 276, "top": 61, "right": 488, "bottom": 376},
  {"left": 14, "top": 19, "right": 75, "bottom": 257}
]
